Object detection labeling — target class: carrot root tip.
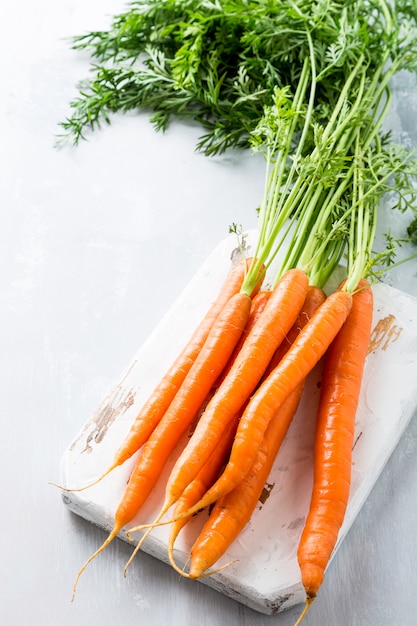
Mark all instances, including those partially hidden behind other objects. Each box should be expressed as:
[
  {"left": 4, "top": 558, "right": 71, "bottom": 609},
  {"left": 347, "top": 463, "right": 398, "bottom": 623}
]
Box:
[
  {"left": 190, "top": 558, "right": 238, "bottom": 580},
  {"left": 168, "top": 550, "right": 192, "bottom": 578},
  {"left": 49, "top": 466, "right": 114, "bottom": 493},
  {"left": 293, "top": 596, "right": 314, "bottom": 626}
]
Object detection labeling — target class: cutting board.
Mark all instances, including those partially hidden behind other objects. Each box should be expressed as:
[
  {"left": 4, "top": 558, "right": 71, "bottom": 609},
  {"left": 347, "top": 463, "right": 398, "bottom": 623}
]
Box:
[{"left": 61, "top": 230, "right": 417, "bottom": 615}]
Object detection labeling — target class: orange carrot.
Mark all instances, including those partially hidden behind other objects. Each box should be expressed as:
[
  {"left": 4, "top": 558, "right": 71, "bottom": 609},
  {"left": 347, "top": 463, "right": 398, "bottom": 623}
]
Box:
[
  {"left": 296, "top": 280, "right": 373, "bottom": 611},
  {"left": 170, "top": 289, "right": 352, "bottom": 521},
  {"left": 71, "top": 290, "right": 252, "bottom": 597},
  {"left": 143, "top": 268, "right": 309, "bottom": 526},
  {"left": 167, "top": 414, "right": 240, "bottom": 574},
  {"left": 189, "top": 384, "right": 304, "bottom": 579},
  {"left": 187, "top": 286, "right": 326, "bottom": 578}
]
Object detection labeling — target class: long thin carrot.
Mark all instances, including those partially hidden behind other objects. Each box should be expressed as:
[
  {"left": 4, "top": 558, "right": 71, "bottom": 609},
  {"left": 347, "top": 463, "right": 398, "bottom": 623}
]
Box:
[
  {"left": 296, "top": 280, "right": 373, "bottom": 611},
  {"left": 188, "top": 286, "right": 326, "bottom": 578},
  {"left": 189, "top": 384, "right": 305, "bottom": 579},
  {"left": 63, "top": 256, "right": 257, "bottom": 493},
  {"left": 133, "top": 268, "right": 309, "bottom": 531},
  {"left": 71, "top": 290, "right": 252, "bottom": 597},
  {"left": 168, "top": 289, "right": 352, "bottom": 522}
]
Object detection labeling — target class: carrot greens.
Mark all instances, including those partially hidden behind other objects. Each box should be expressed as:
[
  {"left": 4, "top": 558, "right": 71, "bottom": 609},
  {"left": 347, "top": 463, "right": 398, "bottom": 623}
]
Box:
[{"left": 58, "top": 0, "right": 417, "bottom": 248}]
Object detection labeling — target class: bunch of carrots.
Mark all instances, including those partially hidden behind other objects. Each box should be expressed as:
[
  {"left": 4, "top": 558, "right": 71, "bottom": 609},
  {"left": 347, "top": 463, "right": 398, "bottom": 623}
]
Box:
[
  {"left": 64, "top": 238, "right": 372, "bottom": 624},
  {"left": 58, "top": 2, "right": 417, "bottom": 623}
]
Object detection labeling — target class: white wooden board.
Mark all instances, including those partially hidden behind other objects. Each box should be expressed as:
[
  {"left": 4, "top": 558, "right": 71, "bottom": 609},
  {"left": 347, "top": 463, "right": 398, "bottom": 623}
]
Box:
[{"left": 61, "top": 231, "right": 417, "bottom": 615}]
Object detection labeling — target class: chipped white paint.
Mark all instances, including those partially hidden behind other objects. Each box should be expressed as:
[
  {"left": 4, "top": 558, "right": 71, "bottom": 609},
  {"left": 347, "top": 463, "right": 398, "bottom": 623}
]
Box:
[{"left": 62, "top": 231, "right": 417, "bottom": 615}]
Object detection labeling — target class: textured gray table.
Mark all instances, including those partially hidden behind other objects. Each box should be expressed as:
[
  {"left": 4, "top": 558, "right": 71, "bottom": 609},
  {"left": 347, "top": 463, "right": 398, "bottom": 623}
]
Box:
[{"left": 1, "top": 2, "right": 416, "bottom": 625}]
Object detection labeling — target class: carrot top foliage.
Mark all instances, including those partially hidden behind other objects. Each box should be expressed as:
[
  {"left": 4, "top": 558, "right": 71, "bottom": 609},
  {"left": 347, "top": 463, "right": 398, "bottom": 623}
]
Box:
[
  {"left": 58, "top": 0, "right": 417, "bottom": 150},
  {"left": 58, "top": 0, "right": 417, "bottom": 258}
]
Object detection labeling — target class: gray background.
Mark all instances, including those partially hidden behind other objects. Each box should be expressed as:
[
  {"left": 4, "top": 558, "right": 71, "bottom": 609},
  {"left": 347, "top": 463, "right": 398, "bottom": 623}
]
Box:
[{"left": 1, "top": 1, "right": 416, "bottom": 624}]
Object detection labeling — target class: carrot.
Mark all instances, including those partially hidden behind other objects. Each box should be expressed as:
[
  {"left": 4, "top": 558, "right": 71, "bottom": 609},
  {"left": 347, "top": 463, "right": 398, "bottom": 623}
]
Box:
[
  {"left": 71, "top": 289, "right": 252, "bottom": 597},
  {"left": 135, "top": 268, "right": 309, "bottom": 531},
  {"left": 61, "top": 256, "right": 257, "bottom": 494},
  {"left": 166, "top": 414, "right": 240, "bottom": 575},
  {"left": 188, "top": 287, "right": 326, "bottom": 578},
  {"left": 296, "top": 280, "right": 373, "bottom": 618},
  {"left": 189, "top": 383, "right": 305, "bottom": 579},
  {"left": 170, "top": 289, "right": 353, "bottom": 522}
]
